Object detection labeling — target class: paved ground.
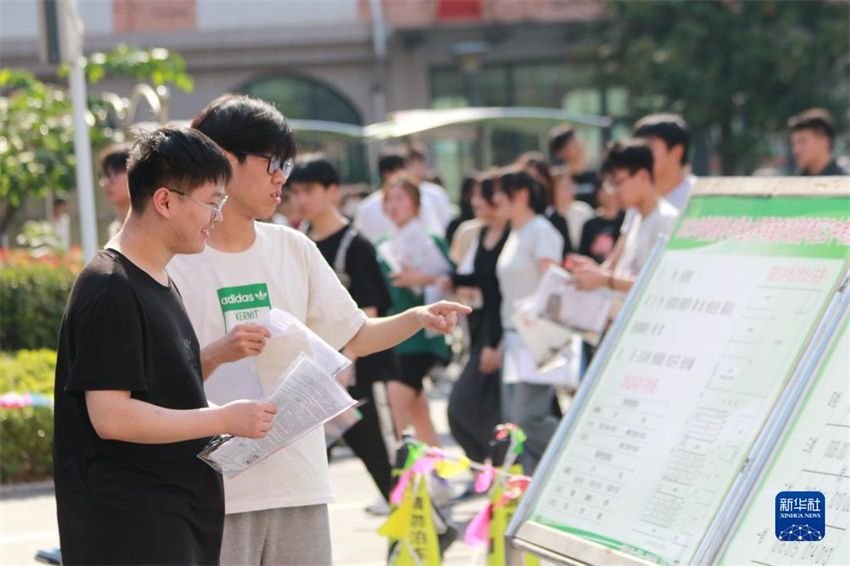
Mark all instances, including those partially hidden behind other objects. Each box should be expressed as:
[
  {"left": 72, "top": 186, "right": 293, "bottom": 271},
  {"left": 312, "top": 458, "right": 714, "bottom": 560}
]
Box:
[{"left": 0, "top": 378, "right": 502, "bottom": 565}]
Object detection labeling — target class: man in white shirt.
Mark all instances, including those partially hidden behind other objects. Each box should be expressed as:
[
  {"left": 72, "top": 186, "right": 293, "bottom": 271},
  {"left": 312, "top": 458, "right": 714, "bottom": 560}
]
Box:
[
  {"left": 632, "top": 113, "right": 696, "bottom": 212},
  {"left": 168, "top": 94, "right": 469, "bottom": 566},
  {"left": 406, "top": 143, "right": 453, "bottom": 231},
  {"left": 354, "top": 149, "right": 450, "bottom": 243},
  {"left": 569, "top": 139, "right": 679, "bottom": 293}
]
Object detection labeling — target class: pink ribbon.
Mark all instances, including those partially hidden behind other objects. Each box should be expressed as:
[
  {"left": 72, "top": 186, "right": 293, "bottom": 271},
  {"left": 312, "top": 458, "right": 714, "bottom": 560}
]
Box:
[
  {"left": 495, "top": 475, "right": 532, "bottom": 508},
  {"left": 389, "top": 470, "right": 413, "bottom": 505},
  {"left": 474, "top": 465, "right": 495, "bottom": 493},
  {"left": 464, "top": 502, "right": 492, "bottom": 546}
]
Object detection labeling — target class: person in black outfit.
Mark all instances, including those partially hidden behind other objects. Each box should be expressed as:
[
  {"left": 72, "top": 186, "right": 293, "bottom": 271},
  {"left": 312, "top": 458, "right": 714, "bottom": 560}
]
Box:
[
  {"left": 446, "top": 174, "right": 510, "bottom": 468},
  {"left": 445, "top": 173, "right": 477, "bottom": 246},
  {"left": 788, "top": 108, "right": 847, "bottom": 176},
  {"left": 579, "top": 180, "right": 626, "bottom": 264},
  {"left": 287, "top": 157, "right": 395, "bottom": 507},
  {"left": 53, "top": 128, "right": 276, "bottom": 565},
  {"left": 549, "top": 125, "right": 599, "bottom": 208}
]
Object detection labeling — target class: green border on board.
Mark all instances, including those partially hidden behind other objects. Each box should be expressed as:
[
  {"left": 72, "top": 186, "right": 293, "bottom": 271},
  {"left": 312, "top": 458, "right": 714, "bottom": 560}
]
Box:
[{"left": 668, "top": 196, "right": 849, "bottom": 259}]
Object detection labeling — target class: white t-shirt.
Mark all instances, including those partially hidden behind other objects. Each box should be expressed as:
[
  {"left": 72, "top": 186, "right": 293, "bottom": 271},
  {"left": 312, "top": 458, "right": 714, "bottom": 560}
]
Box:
[
  {"left": 496, "top": 215, "right": 564, "bottom": 327},
  {"left": 664, "top": 174, "right": 696, "bottom": 212},
  {"left": 167, "top": 222, "right": 366, "bottom": 514},
  {"left": 619, "top": 175, "right": 695, "bottom": 236},
  {"left": 420, "top": 180, "right": 454, "bottom": 230},
  {"left": 566, "top": 201, "right": 594, "bottom": 250},
  {"left": 353, "top": 183, "right": 452, "bottom": 244},
  {"left": 615, "top": 198, "right": 680, "bottom": 280}
]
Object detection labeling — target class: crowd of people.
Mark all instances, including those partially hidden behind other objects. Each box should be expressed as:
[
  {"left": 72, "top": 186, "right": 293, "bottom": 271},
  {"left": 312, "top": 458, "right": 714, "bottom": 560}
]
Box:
[{"left": 53, "top": 100, "right": 845, "bottom": 565}]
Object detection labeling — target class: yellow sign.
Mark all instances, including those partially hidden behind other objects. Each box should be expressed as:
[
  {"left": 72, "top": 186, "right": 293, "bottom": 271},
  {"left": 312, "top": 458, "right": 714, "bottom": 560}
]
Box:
[
  {"left": 488, "top": 465, "right": 539, "bottom": 566},
  {"left": 389, "top": 474, "right": 441, "bottom": 566}
]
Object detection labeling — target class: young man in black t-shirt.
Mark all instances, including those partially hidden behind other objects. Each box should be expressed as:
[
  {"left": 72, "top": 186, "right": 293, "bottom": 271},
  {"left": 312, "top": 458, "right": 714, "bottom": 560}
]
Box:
[
  {"left": 286, "top": 157, "right": 396, "bottom": 512},
  {"left": 53, "top": 128, "right": 277, "bottom": 565},
  {"left": 549, "top": 125, "right": 598, "bottom": 208},
  {"left": 788, "top": 108, "right": 847, "bottom": 176}
]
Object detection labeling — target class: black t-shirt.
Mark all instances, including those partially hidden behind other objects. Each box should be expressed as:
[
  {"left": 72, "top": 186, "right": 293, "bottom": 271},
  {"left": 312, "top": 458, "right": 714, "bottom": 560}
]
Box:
[
  {"left": 800, "top": 159, "right": 847, "bottom": 176},
  {"left": 53, "top": 249, "right": 223, "bottom": 565},
  {"left": 315, "top": 225, "right": 398, "bottom": 382},
  {"left": 452, "top": 225, "right": 511, "bottom": 349},
  {"left": 572, "top": 170, "right": 599, "bottom": 208},
  {"left": 579, "top": 211, "right": 626, "bottom": 264}
]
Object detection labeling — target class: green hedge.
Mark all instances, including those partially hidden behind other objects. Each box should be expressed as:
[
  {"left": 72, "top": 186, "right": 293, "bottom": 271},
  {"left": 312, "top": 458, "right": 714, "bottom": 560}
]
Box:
[
  {"left": 0, "top": 349, "right": 56, "bottom": 483},
  {"left": 0, "top": 261, "right": 76, "bottom": 351}
]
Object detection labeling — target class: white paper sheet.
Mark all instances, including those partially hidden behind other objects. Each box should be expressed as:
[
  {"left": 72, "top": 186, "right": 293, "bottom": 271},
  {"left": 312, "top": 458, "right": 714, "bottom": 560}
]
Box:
[
  {"left": 534, "top": 265, "right": 613, "bottom": 338},
  {"left": 377, "top": 219, "right": 451, "bottom": 278},
  {"left": 198, "top": 354, "right": 356, "bottom": 477}
]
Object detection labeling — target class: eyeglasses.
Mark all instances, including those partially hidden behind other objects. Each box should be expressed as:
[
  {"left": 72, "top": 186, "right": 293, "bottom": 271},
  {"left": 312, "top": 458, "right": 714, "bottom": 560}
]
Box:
[
  {"left": 168, "top": 189, "right": 229, "bottom": 225},
  {"left": 243, "top": 151, "right": 294, "bottom": 178}
]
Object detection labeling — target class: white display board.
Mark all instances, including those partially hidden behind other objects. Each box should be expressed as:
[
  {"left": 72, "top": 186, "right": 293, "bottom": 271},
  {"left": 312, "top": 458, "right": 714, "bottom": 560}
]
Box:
[
  {"left": 508, "top": 178, "right": 850, "bottom": 566},
  {"left": 718, "top": 306, "right": 849, "bottom": 566}
]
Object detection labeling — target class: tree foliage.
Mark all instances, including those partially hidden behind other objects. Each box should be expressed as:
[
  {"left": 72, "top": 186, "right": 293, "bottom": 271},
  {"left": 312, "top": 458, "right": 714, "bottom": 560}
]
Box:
[
  {"left": 596, "top": 0, "right": 849, "bottom": 174},
  {"left": 0, "top": 45, "right": 193, "bottom": 239}
]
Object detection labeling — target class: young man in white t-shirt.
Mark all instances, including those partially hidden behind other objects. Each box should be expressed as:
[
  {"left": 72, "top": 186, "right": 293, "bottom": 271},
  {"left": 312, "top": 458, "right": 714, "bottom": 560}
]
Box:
[
  {"left": 405, "top": 142, "right": 453, "bottom": 233},
  {"left": 354, "top": 149, "right": 450, "bottom": 243},
  {"left": 167, "top": 94, "right": 469, "bottom": 566},
  {"left": 568, "top": 139, "right": 679, "bottom": 292},
  {"left": 632, "top": 113, "right": 695, "bottom": 212}
]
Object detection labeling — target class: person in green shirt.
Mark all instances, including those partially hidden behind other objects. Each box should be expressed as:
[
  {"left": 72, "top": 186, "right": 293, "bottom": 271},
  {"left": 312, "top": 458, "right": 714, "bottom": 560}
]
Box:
[{"left": 376, "top": 174, "right": 452, "bottom": 450}]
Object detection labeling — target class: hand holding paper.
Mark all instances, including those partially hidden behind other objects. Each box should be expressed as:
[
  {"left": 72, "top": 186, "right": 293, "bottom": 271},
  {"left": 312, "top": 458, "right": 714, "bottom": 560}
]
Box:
[
  {"left": 201, "top": 324, "right": 272, "bottom": 376},
  {"left": 221, "top": 399, "right": 277, "bottom": 439},
  {"left": 199, "top": 354, "right": 356, "bottom": 477},
  {"left": 566, "top": 254, "right": 609, "bottom": 291}
]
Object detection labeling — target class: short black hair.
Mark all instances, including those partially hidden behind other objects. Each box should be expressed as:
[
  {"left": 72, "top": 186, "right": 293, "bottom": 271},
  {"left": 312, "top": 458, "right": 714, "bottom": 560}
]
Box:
[
  {"left": 191, "top": 94, "right": 296, "bottom": 165},
  {"left": 548, "top": 125, "right": 576, "bottom": 156},
  {"left": 633, "top": 113, "right": 691, "bottom": 165},
  {"left": 127, "top": 127, "right": 231, "bottom": 212},
  {"left": 601, "top": 138, "right": 654, "bottom": 180},
  {"left": 497, "top": 169, "right": 546, "bottom": 214},
  {"left": 288, "top": 156, "right": 340, "bottom": 188},
  {"left": 99, "top": 142, "right": 132, "bottom": 176},
  {"left": 378, "top": 150, "right": 406, "bottom": 178},
  {"left": 788, "top": 108, "right": 836, "bottom": 142}
]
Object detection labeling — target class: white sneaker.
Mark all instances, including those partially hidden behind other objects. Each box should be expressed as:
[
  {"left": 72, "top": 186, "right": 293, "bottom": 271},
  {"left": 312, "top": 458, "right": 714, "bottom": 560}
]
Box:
[{"left": 365, "top": 496, "right": 391, "bottom": 516}]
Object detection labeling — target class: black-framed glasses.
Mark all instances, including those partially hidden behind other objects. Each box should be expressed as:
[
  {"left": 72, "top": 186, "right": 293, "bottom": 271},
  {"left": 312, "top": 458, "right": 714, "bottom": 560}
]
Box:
[
  {"left": 167, "top": 189, "right": 228, "bottom": 224},
  {"left": 243, "top": 151, "right": 294, "bottom": 178}
]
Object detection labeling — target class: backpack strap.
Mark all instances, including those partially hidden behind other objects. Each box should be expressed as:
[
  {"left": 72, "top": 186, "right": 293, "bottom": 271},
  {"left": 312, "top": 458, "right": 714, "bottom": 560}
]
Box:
[{"left": 334, "top": 226, "right": 357, "bottom": 289}]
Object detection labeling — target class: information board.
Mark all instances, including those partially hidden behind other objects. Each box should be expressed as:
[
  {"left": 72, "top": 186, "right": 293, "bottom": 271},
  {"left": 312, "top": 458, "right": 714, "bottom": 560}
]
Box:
[
  {"left": 718, "top": 307, "right": 849, "bottom": 566},
  {"left": 508, "top": 178, "right": 850, "bottom": 565}
]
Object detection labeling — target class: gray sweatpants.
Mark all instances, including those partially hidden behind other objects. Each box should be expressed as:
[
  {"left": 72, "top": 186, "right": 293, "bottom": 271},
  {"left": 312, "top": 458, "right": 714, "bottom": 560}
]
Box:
[
  {"left": 501, "top": 381, "right": 559, "bottom": 472},
  {"left": 220, "top": 504, "right": 332, "bottom": 566}
]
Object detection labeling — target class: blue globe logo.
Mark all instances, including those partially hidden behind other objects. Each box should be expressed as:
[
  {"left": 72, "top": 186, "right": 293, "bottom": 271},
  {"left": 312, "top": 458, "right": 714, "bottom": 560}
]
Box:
[{"left": 777, "top": 524, "right": 823, "bottom": 542}]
